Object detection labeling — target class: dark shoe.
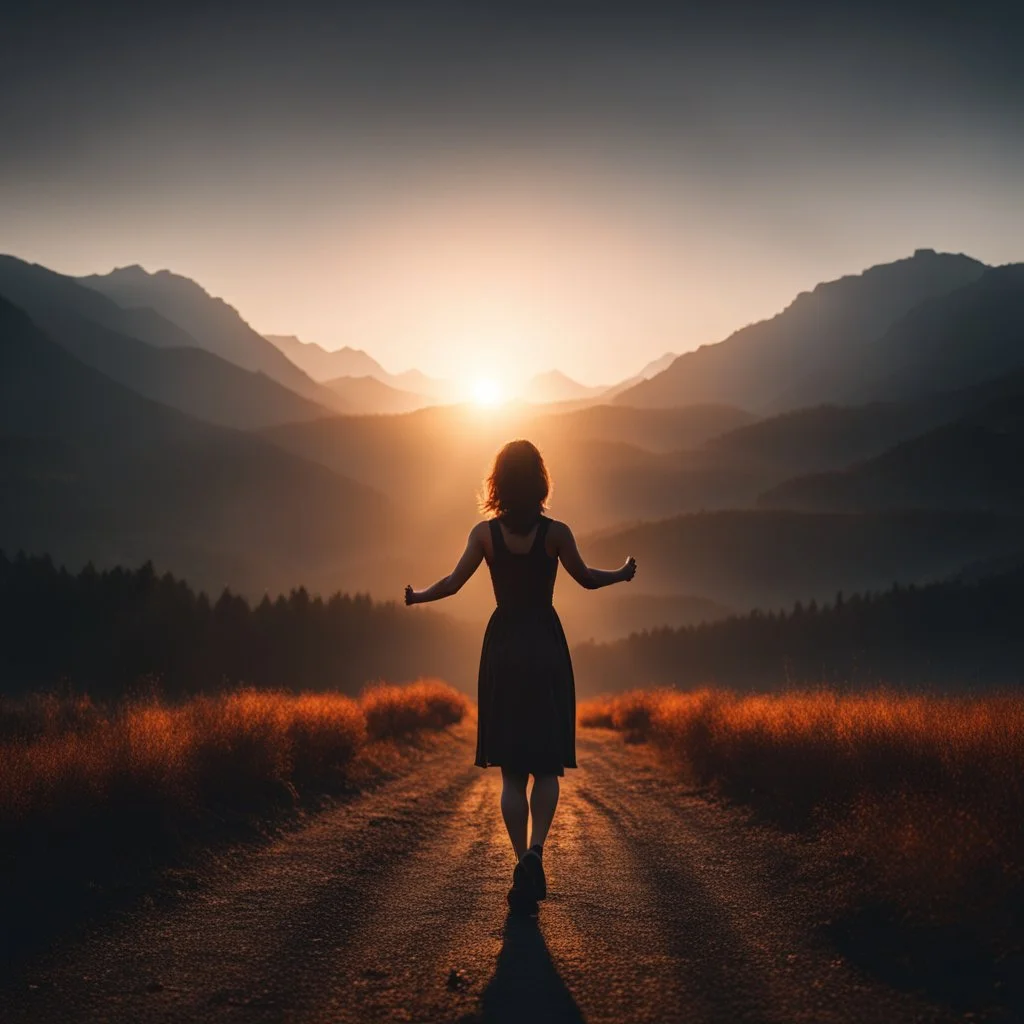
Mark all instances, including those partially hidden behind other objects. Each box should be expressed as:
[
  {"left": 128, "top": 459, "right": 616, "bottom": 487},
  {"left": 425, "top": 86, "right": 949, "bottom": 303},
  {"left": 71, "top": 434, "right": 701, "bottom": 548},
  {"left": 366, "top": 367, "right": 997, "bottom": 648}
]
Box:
[
  {"left": 507, "top": 860, "right": 538, "bottom": 914},
  {"left": 520, "top": 849, "right": 547, "bottom": 901}
]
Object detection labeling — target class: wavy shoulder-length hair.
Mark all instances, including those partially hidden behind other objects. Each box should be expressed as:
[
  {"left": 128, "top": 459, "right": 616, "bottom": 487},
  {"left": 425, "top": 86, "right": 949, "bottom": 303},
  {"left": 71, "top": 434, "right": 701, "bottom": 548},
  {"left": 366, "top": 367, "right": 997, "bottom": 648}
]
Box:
[{"left": 479, "top": 439, "right": 551, "bottom": 534}]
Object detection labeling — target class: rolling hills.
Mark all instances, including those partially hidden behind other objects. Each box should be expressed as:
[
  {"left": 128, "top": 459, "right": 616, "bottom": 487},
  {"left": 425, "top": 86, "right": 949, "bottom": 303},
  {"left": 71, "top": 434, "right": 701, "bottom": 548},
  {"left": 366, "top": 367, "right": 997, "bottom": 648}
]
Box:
[
  {"left": 760, "top": 389, "right": 1024, "bottom": 513},
  {"left": 0, "top": 295, "right": 391, "bottom": 595},
  {"left": 577, "top": 508, "right": 1024, "bottom": 610}
]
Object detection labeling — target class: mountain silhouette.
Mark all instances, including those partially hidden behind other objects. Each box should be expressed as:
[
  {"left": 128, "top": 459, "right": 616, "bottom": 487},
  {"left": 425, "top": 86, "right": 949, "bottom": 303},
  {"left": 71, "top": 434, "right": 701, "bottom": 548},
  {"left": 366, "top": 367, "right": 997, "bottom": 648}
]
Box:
[
  {"left": 594, "top": 350, "right": 682, "bottom": 402},
  {"left": 0, "top": 295, "right": 391, "bottom": 594},
  {"left": 264, "top": 333, "right": 389, "bottom": 381},
  {"left": 615, "top": 250, "right": 987, "bottom": 412},
  {"left": 760, "top": 376, "right": 1024, "bottom": 513},
  {"left": 79, "top": 265, "right": 343, "bottom": 410},
  {"left": 796, "top": 264, "right": 1024, "bottom": 405},
  {"left": 523, "top": 370, "right": 608, "bottom": 404},
  {"left": 0, "top": 257, "right": 336, "bottom": 428},
  {"left": 262, "top": 401, "right": 755, "bottom": 533},
  {"left": 265, "top": 332, "right": 459, "bottom": 404},
  {"left": 580, "top": 509, "right": 1024, "bottom": 610},
  {"left": 636, "top": 351, "right": 678, "bottom": 378},
  {"left": 324, "top": 374, "right": 429, "bottom": 414},
  {"left": 3, "top": 245, "right": 1020, "bottom": 641},
  {"left": 705, "top": 402, "right": 941, "bottom": 475}
]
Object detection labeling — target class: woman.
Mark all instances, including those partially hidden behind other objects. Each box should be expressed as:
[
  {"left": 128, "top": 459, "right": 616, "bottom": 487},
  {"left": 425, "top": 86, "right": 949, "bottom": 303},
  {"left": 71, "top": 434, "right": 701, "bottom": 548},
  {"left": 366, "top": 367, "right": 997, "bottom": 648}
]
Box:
[{"left": 405, "top": 439, "right": 637, "bottom": 912}]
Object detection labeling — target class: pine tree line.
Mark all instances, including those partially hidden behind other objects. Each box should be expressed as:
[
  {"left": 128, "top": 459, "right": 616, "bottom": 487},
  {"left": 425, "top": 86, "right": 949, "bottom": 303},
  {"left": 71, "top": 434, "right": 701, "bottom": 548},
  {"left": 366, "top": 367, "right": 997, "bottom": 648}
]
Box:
[
  {"left": 573, "top": 568, "right": 1024, "bottom": 693},
  {"left": 0, "top": 553, "right": 478, "bottom": 699}
]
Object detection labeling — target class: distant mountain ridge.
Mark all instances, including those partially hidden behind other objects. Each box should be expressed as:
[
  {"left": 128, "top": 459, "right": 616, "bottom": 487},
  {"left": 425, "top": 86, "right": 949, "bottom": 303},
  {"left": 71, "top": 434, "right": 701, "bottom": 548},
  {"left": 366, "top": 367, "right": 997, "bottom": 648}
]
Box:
[
  {"left": 325, "top": 375, "right": 428, "bottom": 415},
  {"left": 0, "top": 256, "right": 334, "bottom": 429},
  {"left": 801, "top": 263, "right": 1024, "bottom": 405},
  {"left": 265, "top": 331, "right": 453, "bottom": 407},
  {"left": 80, "top": 265, "right": 343, "bottom": 410},
  {"left": 0, "top": 293, "right": 391, "bottom": 594},
  {"left": 615, "top": 250, "right": 988, "bottom": 412},
  {"left": 523, "top": 369, "right": 608, "bottom": 404},
  {"left": 264, "top": 333, "right": 388, "bottom": 381},
  {"left": 760, "top": 375, "right": 1024, "bottom": 513},
  {"left": 3, "top": 244, "right": 1021, "bottom": 641}
]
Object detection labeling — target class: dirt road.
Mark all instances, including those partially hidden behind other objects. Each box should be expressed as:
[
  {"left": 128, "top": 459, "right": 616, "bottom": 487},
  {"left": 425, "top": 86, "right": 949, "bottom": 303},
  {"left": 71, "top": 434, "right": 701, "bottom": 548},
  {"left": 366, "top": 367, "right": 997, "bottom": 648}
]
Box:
[{"left": 2, "top": 725, "right": 955, "bottom": 1023}]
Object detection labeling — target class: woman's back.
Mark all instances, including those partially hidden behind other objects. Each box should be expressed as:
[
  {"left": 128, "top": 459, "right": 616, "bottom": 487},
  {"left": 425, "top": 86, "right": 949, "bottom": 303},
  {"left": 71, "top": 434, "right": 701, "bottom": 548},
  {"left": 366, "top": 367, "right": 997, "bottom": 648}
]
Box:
[{"left": 486, "top": 516, "right": 557, "bottom": 611}]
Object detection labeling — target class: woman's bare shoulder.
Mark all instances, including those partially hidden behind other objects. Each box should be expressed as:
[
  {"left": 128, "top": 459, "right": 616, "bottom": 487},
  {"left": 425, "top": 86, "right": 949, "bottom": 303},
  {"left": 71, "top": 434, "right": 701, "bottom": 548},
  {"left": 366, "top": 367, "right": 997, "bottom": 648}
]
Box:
[{"left": 546, "top": 518, "right": 572, "bottom": 540}]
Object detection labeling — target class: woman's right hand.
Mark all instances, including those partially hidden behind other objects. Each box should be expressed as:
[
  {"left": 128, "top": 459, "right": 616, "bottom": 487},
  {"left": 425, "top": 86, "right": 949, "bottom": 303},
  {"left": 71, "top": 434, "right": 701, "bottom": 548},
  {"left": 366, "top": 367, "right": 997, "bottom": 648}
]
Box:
[{"left": 620, "top": 556, "right": 637, "bottom": 582}]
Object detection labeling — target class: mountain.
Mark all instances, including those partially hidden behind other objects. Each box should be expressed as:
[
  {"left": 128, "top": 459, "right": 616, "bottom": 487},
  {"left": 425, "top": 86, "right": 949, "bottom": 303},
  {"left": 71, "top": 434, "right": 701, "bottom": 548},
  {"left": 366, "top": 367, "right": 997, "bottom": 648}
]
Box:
[
  {"left": 523, "top": 370, "right": 608, "bottom": 404},
  {"left": 760, "top": 385, "right": 1024, "bottom": 513},
  {"left": 325, "top": 375, "right": 429, "bottom": 415},
  {"left": 79, "top": 266, "right": 343, "bottom": 410},
  {"left": 570, "top": 351, "right": 681, "bottom": 405},
  {"left": 263, "top": 401, "right": 756, "bottom": 526},
  {"left": 388, "top": 369, "right": 459, "bottom": 402},
  {"left": 615, "top": 250, "right": 987, "bottom": 411},
  {"left": 259, "top": 399, "right": 760, "bottom": 619},
  {"left": 799, "top": 264, "right": 1024, "bottom": 405},
  {"left": 637, "top": 351, "right": 678, "bottom": 378},
  {"left": 556, "top": 590, "right": 734, "bottom": 643},
  {"left": 264, "top": 334, "right": 388, "bottom": 381},
  {"left": 0, "top": 295, "right": 391, "bottom": 594},
  {"left": 538, "top": 402, "right": 754, "bottom": 452},
  {"left": 0, "top": 257, "right": 333, "bottom": 429},
  {"left": 704, "top": 402, "right": 939, "bottom": 476},
  {"left": 264, "top": 333, "right": 459, "bottom": 406},
  {"left": 579, "top": 509, "right": 1024, "bottom": 611},
  {"left": 571, "top": 563, "right": 1024, "bottom": 694}
]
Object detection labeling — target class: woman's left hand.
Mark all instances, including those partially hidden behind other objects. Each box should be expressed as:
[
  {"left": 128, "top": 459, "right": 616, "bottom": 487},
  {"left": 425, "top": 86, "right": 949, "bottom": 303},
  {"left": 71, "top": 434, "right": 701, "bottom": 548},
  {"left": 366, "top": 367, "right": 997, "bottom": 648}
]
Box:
[{"left": 404, "top": 585, "right": 417, "bottom": 605}]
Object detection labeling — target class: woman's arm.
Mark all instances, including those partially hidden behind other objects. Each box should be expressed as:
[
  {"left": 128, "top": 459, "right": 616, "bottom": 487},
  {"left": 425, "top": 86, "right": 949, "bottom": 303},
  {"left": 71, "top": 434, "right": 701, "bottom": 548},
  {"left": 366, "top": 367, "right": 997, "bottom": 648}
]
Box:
[
  {"left": 405, "top": 523, "right": 487, "bottom": 605},
  {"left": 551, "top": 521, "right": 637, "bottom": 591}
]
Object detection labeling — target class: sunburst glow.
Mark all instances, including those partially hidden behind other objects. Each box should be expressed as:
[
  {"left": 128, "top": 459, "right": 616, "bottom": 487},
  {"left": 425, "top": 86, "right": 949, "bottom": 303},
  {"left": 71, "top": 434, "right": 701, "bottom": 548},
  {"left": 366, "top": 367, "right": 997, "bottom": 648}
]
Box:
[{"left": 470, "top": 377, "right": 504, "bottom": 407}]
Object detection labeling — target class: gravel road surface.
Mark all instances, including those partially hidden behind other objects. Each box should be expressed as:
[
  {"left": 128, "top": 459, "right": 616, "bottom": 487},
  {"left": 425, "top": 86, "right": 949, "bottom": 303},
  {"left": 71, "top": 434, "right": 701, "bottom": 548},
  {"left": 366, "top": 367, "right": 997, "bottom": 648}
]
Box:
[{"left": 2, "top": 725, "right": 955, "bottom": 1023}]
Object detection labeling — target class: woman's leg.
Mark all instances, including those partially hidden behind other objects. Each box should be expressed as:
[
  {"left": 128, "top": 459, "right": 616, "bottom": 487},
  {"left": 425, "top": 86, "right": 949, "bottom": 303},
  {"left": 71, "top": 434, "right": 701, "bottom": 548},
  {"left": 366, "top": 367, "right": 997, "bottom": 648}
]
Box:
[
  {"left": 528, "top": 774, "right": 560, "bottom": 849},
  {"left": 500, "top": 768, "right": 529, "bottom": 859}
]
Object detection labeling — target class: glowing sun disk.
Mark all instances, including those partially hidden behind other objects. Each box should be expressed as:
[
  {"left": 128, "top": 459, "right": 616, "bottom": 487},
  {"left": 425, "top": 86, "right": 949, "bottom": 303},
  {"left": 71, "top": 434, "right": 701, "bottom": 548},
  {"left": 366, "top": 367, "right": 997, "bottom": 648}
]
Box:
[{"left": 470, "top": 377, "right": 503, "bottom": 407}]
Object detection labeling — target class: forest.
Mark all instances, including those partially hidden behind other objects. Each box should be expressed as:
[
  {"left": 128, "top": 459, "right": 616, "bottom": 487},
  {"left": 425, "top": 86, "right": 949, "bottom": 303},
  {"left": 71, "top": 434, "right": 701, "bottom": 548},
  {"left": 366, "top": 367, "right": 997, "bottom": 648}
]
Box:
[
  {"left": 572, "top": 564, "right": 1024, "bottom": 693},
  {"left": 0, "top": 553, "right": 478, "bottom": 699},
  {"left": 4, "top": 551, "right": 1022, "bottom": 700}
]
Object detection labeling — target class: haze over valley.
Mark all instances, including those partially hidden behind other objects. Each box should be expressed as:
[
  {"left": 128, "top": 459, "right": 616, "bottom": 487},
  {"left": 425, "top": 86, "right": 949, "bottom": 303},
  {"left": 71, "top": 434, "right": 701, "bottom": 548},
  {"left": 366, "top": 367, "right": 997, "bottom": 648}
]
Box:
[{"left": 2, "top": 247, "right": 1023, "bottom": 670}]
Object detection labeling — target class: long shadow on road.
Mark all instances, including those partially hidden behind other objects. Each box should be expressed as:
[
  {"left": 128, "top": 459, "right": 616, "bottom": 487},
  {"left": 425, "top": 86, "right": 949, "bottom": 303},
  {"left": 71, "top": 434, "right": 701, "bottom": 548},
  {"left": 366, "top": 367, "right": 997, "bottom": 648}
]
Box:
[{"left": 480, "top": 912, "right": 586, "bottom": 1024}]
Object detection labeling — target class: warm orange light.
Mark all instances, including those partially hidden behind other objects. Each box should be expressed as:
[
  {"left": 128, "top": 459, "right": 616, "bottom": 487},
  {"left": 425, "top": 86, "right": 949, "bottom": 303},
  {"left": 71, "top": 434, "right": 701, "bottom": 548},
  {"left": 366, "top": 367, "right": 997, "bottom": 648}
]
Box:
[{"left": 469, "top": 376, "right": 504, "bottom": 407}]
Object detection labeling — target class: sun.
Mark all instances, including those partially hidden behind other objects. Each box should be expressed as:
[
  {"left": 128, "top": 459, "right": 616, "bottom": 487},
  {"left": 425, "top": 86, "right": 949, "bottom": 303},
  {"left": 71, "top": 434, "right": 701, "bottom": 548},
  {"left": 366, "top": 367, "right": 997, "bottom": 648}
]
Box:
[{"left": 470, "top": 376, "right": 504, "bottom": 407}]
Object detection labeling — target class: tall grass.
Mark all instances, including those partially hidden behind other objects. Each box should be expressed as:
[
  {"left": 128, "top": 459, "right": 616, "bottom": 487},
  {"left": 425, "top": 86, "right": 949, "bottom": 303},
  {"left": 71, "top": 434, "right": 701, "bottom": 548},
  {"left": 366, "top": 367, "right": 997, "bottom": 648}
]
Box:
[
  {"left": 1, "top": 680, "right": 467, "bottom": 828},
  {"left": 0, "top": 680, "right": 468, "bottom": 966},
  {"left": 579, "top": 688, "right": 1024, "bottom": 925}
]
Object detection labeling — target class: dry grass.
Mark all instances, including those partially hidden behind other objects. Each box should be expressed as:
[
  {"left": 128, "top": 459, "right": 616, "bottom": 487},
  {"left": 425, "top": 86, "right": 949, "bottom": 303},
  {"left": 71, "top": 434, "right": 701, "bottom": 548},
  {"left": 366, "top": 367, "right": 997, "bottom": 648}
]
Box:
[
  {"left": 361, "top": 679, "right": 471, "bottom": 741},
  {"left": 579, "top": 688, "right": 1024, "bottom": 921},
  {"left": 0, "top": 680, "right": 468, "bottom": 965},
  {"left": 0, "top": 681, "right": 468, "bottom": 829}
]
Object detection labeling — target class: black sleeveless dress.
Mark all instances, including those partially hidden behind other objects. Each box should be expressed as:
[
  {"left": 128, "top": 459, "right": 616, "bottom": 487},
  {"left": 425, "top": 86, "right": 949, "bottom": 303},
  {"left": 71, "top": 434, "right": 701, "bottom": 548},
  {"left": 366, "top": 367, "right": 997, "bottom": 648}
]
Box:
[{"left": 475, "top": 515, "right": 577, "bottom": 776}]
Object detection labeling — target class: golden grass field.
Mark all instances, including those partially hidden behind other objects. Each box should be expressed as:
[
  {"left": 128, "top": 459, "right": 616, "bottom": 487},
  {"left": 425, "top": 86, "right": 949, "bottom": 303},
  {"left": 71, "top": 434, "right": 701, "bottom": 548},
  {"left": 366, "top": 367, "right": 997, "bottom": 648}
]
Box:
[
  {"left": 579, "top": 688, "right": 1024, "bottom": 933},
  {"left": 0, "top": 680, "right": 469, "bottom": 965},
  {"left": 1, "top": 680, "right": 469, "bottom": 829}
]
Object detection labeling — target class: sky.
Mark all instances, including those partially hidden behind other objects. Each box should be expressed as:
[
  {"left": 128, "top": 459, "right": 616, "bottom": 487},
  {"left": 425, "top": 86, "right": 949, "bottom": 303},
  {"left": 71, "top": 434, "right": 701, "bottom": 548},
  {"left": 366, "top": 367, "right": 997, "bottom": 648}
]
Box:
[{"left": 2, "top": 1, "right": 1022, "bottom": 386}]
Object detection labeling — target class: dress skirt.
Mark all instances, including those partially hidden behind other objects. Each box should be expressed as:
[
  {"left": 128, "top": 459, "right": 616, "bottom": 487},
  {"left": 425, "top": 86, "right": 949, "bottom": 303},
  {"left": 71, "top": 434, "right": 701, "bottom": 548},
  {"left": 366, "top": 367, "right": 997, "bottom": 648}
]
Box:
[{"left": 474, "top": 604, "right": 577, "bottom": 776}]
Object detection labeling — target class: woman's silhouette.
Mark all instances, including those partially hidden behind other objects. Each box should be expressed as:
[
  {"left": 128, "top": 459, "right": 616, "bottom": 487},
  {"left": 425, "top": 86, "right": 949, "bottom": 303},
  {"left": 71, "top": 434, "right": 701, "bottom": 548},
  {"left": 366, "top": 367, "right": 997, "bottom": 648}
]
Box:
[{"left": 405, "top": 439, "right": 637, "bottom": 911}]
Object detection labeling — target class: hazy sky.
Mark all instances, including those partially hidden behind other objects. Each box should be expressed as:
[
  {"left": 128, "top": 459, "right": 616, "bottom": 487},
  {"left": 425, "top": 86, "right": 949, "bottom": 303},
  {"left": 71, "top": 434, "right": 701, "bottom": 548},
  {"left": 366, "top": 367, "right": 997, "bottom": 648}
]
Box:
[{"left": 2, "top": 1, "right": 1022, "bottom": 385}]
